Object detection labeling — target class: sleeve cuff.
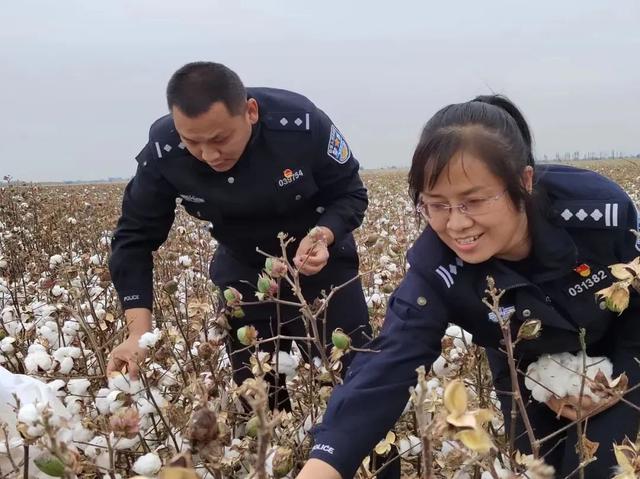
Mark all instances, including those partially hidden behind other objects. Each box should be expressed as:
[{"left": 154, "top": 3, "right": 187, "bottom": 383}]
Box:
[
  {"left": 118, "top": 290, "right": 153, "bottom": 311},
  {"left": 309, "top": 428, "right": 365, "bottom": 479},
  {"left": 316, "top": 214, "right": 349, "bottom": 243}
]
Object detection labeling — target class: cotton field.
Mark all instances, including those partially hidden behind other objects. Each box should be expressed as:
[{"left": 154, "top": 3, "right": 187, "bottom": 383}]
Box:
[{"left": 0, "top": 160, "right": 639, "bottom": 479}]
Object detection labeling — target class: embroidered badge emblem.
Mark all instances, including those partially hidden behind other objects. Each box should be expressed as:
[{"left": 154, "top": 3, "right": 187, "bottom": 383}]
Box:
[
  {"left": 327, "top": 125, "right": 351, "bottom": 164},
  {"left": 180, "top": 194, "right": 205, "bottom": 204},
  {"left": 573, "top": 263, "right": 591, "bottom": 277},
  {"left": 488, "top": 306, "right": 516, "bottom": 323}
]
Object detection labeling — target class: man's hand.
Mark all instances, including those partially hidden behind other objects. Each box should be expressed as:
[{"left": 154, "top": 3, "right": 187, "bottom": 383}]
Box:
[
  {"left": 106, "top": 336, "right": 148, "bottom": 380},
  {"left": 294, "top": 226, "right": 334, "bottom": 276}
]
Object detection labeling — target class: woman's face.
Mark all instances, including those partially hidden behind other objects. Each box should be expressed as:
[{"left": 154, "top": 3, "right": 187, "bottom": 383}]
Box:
[{"left": 421, "top": 152, "right": 533, "bottom": 264}]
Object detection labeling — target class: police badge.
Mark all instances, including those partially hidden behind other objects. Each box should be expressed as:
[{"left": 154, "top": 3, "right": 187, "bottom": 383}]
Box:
[{"left": 327, "top": 124, "right": 352, "bottom": 164}]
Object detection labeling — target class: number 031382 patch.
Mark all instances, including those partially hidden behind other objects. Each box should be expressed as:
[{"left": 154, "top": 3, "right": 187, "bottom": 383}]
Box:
[{"left": 327, "top": 124, "right": 351, "bottom": 164}]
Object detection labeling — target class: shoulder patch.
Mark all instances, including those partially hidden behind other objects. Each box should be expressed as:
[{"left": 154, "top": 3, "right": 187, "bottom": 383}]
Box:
[
  {"left": 263, "top": 111, "right": 312, "bottom": 131},
  {"left": 326, "top": 124, "right": 351, "bottom": 164},
  {"left": 434, "top": 257, "right": 464, "bottom": 289},
  {"left": 553, "top": 200, "right": 629, "bottom": 229}
]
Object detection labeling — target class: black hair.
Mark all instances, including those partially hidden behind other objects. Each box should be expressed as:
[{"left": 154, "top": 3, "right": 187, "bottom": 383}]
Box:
[
  {"left": 166, "top": 62, "right": 247, "bottom": 117},
  {"left": 408, "top": 95, "right": 535, "bottom": 214}
]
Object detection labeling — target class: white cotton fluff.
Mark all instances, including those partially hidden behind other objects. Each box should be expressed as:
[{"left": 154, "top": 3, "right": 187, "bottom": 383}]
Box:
[
  {"left": 432, "top": 355, "right": 459, "bottom": 377},
  {"left": 108, "top": 373, "right": 143, "bottom": 395},
  {"left": 0, "top": 337, "right": 15, "bottom": 354},
  {"left": 397, "top": 434, "right": 422, "bottom": 457},
  {"left": 24, "top": 344, "right": 53, "bottom": 373},
  {"left": 90, "top": 254, "right": 101, "bottom": 266},
  {"left": 50, "top": 284, "right": 64, "bottom": 297},
  {"left": 272, "top": 351, "right": 299, "bottom": 378},
  {"left": 67, "top": 217, "right": 77, "bottom": 225},
  {"left": 49, "top": 254, "right": 63, "bottom": 269},
  {"left": 525, "top": 352, "right": 613, "bottom": 403},
  {"left": 132, "top": 452, "right": 162, "bottom": 475},
  {"left": 138, "top": 328, "right": 161, "bottom": 349},
  {"left": 53, "top": 347, "right": 81, "bottom": 374},
  {"left": 67, "top": 378, "right": 91, "bottom": 396},
  {"left": 178, "top": 255, "right": 192, "bottom": 267},
  {"left": 445, "top": 325, "right": 473, "bottom": 351}
]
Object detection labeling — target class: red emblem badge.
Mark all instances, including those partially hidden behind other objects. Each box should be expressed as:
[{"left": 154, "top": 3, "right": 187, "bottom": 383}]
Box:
[{"left": 574, "top": 263, "right": 591, "bottom": 277}]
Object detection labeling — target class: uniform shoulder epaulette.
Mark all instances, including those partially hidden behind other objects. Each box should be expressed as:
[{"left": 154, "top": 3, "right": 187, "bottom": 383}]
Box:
[
  {"left": 248, "top": 87, "right": 315, "bottom": 133},
  {"left": 538, "top": 164, "right": 634, "bottom": 230},
  {"left": 262, "top": 110, "right": 313, "bottom": 132},
  {"left": 552, "top": 198, "right": 630, "bottom": 229},
  {"left": 144, "top": 115, "right": 189, "bottom": 161}
]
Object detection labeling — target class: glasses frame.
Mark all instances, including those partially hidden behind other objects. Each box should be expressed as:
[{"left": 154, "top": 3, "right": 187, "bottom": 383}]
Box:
[{"left": 417, "top": 189, "right": 509, "bottom": 221}]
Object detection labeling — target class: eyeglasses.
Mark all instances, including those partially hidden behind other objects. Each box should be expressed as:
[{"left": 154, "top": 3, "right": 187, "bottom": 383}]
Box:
[{"left": 417, "top": 189, "right": 509, "bottom": 222}]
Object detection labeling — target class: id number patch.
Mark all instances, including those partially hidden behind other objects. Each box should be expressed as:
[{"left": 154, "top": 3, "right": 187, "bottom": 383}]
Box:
[
  {"left": 566, "top": 270, "right": 607, "bottom": 297},
  {"left": 278, "top": 168, "right": 304, "bottom": 187}
]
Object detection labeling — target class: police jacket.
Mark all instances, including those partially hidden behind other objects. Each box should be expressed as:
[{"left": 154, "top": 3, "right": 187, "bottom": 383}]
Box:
[
  {"left": 310, "top": 165, "right": 640, "bottom": 478},
  {"left": 109, "top": 88, "right": 367, "bottom": 311}
]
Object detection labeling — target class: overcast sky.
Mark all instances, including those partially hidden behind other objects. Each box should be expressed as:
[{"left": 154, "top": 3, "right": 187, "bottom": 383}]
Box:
[{"left": 1, "top": 0, "right": 638, "bottom": 182}]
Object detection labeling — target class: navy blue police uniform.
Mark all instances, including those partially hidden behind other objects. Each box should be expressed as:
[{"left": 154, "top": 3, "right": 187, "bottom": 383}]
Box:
[
  {"left": 310, "top": 165, "right": 640, "bottom": 478},
  {"left": 109, "top": 87, "right": 372, "bottom": 409}
]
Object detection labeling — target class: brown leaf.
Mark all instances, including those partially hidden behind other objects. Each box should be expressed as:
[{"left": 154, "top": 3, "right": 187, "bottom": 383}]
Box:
[{"left": 577, "top": 434, "right": 599, "bottom": 461}]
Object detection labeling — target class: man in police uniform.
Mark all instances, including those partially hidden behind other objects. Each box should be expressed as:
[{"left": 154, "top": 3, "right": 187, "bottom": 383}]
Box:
[{"left": 106, "top": 62, "right": 371, "bottom": 410}]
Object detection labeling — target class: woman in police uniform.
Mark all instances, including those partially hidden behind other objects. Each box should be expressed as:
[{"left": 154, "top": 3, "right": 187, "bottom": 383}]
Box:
[{"left": 299, "top": 96, "right": 640, "bottom": 478}]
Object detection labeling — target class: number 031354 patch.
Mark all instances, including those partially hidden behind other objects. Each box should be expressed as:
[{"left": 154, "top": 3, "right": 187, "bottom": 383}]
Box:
[
  {"left": 327, "top": 124, "right": 351, "bottom": 164},
  {"left": 564, "top": 269, "right": 609, "bottom": 298}
]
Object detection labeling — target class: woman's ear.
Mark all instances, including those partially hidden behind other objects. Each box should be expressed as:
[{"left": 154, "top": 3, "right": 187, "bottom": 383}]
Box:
[{"left": 522, "top": 166, "right": 534, "bottom": 193}]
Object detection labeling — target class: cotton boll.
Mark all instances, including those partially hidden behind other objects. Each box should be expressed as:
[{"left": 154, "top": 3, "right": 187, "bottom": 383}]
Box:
[
  {"left": 58, "top": 357, "right": 74, "bottom": 374},
  {"left": 177, "top": 255, "right": 192, "bottom": 267},
  {"left": 47, "top": 379, "right": 67, "bottom": 397},
  {"left": 112, "top": 434, "right": 140, "bottom": 450},
  {"left": 67, "top": 378, "right": 90, "bottom": 396},
  {"left": 95, "top": 388, "right": 118, "bottom": 415},
  {"left": 108, "top": 373, "right": 142, "bottom": 394},
  {"left": 137, "top": 328, "right": 161, "bottom": 349},
  {"left": 132, "top": 452, "right": 162, "bottom": 475},
  {"left": 136, "top": 397, "right": 156, "bottom": 417},
  {"left": 51, "top": 285, "right": 64, "bottom": 297},
  {"left": 432, "top": 355, "right": 459, "bottom": 377},
  {"left": 445, "top": 325, "right": 473, "bottom": 350},
  {"left": 84, "top": 436, "right": 105, "bottom": 456},
  {"left": 273, "top": 351, "right": 299, "bottom": 378},
  {"left": 65, "top": 399, "right": 83, "bottom": 416},
  {"left": 0, "top": 337, "right": 15, "bottom": 354},
  {"left": 24, "top": 350, "right": 53, "bottom": 373},
  {"left": 525, "top": 352, "right": 614, "bottom": 404},
  {"left": 17, "top": 403, "right": 40, "bottom": 424},
  {"left": 49, "top": 254, "right": 63, "bottom": 269}
]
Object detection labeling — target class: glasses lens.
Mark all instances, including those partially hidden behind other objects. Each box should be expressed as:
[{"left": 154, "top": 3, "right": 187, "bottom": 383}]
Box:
[{"left": 425, "top": 203, "right": 449, "bottom": 221}]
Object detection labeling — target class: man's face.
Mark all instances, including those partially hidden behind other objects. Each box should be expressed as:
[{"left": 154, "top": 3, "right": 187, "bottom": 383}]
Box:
[{"left": 172, "top": 99, "right": 258, "bottom": 172}]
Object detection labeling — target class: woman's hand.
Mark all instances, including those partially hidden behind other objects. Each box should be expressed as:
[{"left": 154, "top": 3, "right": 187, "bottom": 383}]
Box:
[
  {"left": 545, "top": 374, "right": 628, "bottom": 421},
  {"left": 296, "top": 459, "right": 342, "bottom": 479}
]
